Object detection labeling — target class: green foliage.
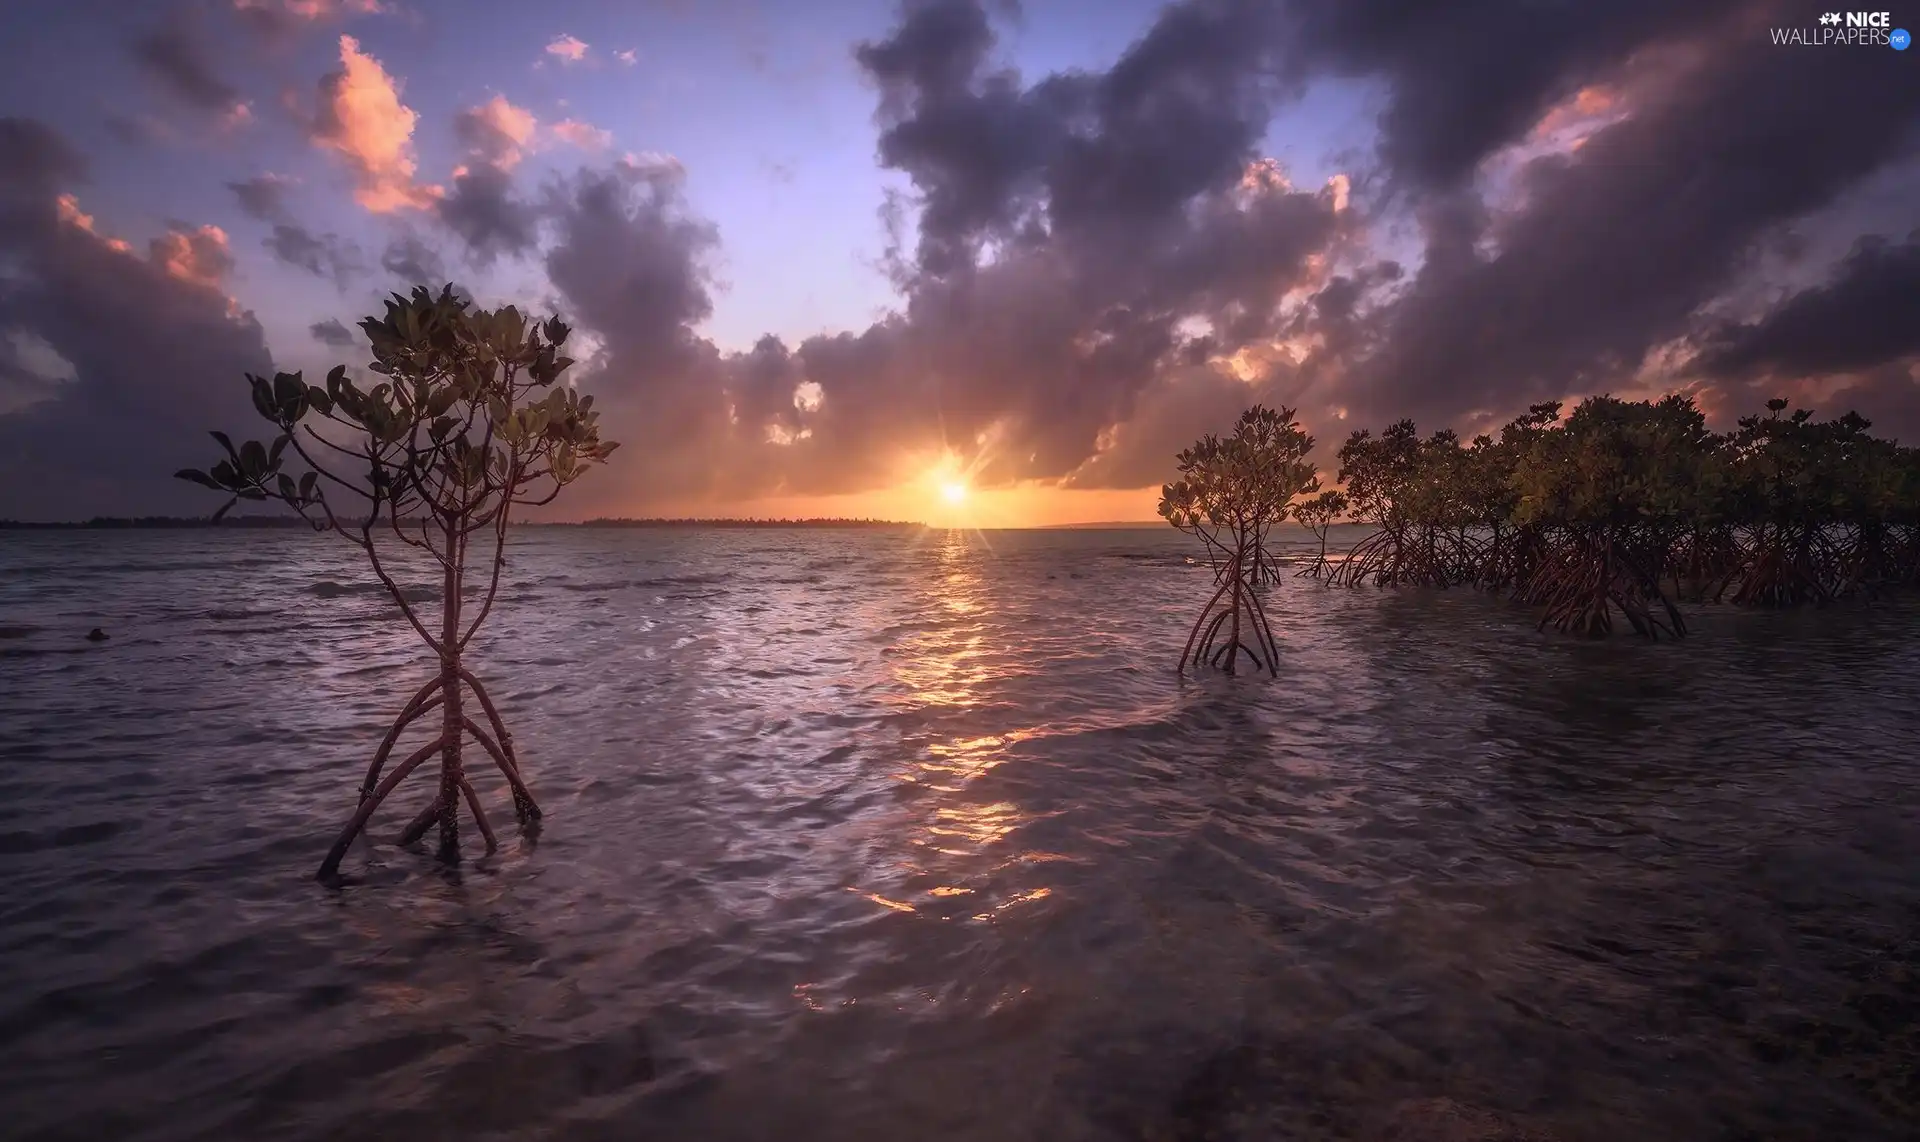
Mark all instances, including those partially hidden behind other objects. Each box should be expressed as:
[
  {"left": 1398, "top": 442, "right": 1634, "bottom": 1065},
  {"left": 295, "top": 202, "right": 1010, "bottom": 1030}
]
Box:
[
  {"left": 173, "top": 286, "right": 623, "bottom": 874},
  {"left": 1459, "top": 402, "right": 1561, "bottom": 528},
  {"left": 1334, "top": 419, "right": 1422, "bottom": 529},
  {"left": 176, "top": 285, "right": 618, "bottom": 530},
  {"left": 1293, "top": 489, "right": 1349, "bottom": 533},
  {"left": 1726, "top": 402, "right": 1884, "bottom": 528},
  {"left": 1511, "top": 394, "right": 1715, "bottom": 530},
  {"left": 1160, "top": 405, "right": 1317, "bottom": 675},
  {"left": 1210, "top": 390, "right": 1920, "bottom": 636},
  {"left": 1159, "top": 405, "right": 1318, "bottom": 534}
]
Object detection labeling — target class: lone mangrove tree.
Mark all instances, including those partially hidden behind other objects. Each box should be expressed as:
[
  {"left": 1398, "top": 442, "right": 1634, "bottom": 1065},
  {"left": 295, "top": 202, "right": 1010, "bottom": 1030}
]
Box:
[
  {"left": 176, "top": 286, "right": 618, "bottom": 878},
  {"left": 1159, "top": 405, "right": 1317, "bottom": 675}
]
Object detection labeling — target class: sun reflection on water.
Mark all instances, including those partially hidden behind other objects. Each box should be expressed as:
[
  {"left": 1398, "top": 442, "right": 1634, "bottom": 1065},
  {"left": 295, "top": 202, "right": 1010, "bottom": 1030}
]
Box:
[
  {"left": 870, "top": 530, "right": 1058, "bottom": 920},
  {"left": 888, "top": 531, "right": 993, "bottom": 710}
]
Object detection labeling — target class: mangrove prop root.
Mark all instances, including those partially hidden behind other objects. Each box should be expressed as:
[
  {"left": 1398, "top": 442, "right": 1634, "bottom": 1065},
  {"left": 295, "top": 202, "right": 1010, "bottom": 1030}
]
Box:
[
  {"left": 1332, "top": 525, "right": 1467, "bottom": 590},
  {"left": 1182, "top": 574, "right": 1278, "bottom": 677},
  {"left": 459, "top": 667, "right": 540, "bottom": 820},
  {"left": 1526, "top": 534, "right": 1683, "bottom": 640},
  {"left": 1178, "top": 575, "right": 1235, "bottom": 673},
  {"left": 1243, "top": 582, "right": 1282, "bottom": 676},
  {"left": 459, "top": 777, "right": 498, "bottom": 852},
  {"left": 1730, "top": 528, "right": 1834, "bottom": 609},
  {"left": 399, "top": 795, "right": 445, "bottom": 846},
  {"left": 319, "top": 734, "right": 448, "bottom": 879},
  {"left": 461, "top": 716, "right": 540, "bottom": 822},
  {"left": 319, "top": 665, "right": 540, "bottom": 877},
  {"left": 359, "top": 679, "right": 446, "bottom": 803}
]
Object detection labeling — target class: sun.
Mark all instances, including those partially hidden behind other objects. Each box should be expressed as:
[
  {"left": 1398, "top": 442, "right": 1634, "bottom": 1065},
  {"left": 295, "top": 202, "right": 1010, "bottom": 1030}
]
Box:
[{"left": 940, "top": 480, "right": 969, "bottom": 505}]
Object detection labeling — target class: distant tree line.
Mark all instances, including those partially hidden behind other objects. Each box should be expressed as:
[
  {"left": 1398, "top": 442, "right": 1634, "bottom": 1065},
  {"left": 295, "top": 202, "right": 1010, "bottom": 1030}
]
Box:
[
  {"left": 1164, "top": 395, "right": 1920, "bottom": 665},
  {"left": 1, "top": 515, "right": 919, "bottom": 530},
  {"left": 0, "top": 515, "right": 312, "bottom": 529},
  {"left": 574, "top": 517, "right": 916, "bottom": 528}
]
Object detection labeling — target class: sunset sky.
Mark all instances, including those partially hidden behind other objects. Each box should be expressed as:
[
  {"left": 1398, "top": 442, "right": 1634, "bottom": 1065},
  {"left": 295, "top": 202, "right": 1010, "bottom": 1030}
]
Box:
[{"left": 1, "top": 0, "right": 1916, "bottom": 524}]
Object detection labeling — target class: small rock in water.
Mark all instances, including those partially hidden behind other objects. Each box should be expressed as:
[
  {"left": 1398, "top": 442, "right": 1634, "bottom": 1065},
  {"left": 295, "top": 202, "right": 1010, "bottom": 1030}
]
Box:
[{"left": 85, "top": 628, "right": 108, "bottom": 642}]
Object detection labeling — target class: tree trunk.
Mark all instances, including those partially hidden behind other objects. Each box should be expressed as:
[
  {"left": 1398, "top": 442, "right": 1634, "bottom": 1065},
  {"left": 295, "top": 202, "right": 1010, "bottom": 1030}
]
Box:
[
  {"left": 436, "top": 526, "right": 465, "bottom": 861},
  {"left": 1226, "top": 537, "right": 1244, "bottom": 676}
]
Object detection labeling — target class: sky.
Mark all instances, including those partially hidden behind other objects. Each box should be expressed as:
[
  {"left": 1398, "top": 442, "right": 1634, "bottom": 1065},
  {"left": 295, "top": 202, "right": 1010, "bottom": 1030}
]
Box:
[{"left": 0, "top": 0, "right": 1916, "bottom": 524}]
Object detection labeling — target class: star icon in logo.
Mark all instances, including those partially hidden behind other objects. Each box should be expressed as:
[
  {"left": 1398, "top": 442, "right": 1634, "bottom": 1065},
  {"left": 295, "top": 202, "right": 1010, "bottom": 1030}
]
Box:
[{"left": 1820, "top": 11, "right": 1841, "bottom": 24}]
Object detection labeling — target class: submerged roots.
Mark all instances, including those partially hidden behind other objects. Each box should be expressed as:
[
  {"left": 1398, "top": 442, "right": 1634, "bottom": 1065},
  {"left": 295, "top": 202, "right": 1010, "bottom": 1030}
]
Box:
[
  {"left": 1179, "top": 564, "right": 1280, "bottom": 677},
  {"left": 1330, "top": 526, "right": 1466, "bottom": 589},
  {"left": 318, "top": 667, "right": 540, "bottom": 881},
  {"left": 1519, "top": 533, "right": 1685, "bottom": 639}
]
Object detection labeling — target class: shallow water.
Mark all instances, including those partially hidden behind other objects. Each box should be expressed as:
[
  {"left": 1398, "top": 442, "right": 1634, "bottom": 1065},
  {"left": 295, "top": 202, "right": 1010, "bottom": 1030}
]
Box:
[{"left": 1, "top": 525, "right": 1916, "bottom": 1141}]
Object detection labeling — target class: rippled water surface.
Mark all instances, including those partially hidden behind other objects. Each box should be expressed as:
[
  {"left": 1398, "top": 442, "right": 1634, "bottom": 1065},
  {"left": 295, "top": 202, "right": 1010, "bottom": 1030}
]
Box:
[{"left": 2, "top": 526, "right": 1917, "bottom": 1141}]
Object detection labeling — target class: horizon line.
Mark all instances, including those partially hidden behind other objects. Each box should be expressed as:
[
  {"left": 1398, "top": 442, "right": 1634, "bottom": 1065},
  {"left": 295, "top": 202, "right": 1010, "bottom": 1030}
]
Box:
[{"left": 0, "top": 514, "right": 1182, "bottom": 531}]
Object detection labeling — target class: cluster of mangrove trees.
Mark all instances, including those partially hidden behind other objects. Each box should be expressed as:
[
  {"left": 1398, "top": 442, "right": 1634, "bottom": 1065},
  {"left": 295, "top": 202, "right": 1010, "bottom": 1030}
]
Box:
[{"left": 1165, "top": 395, "right": 1920, "bottom": 665}]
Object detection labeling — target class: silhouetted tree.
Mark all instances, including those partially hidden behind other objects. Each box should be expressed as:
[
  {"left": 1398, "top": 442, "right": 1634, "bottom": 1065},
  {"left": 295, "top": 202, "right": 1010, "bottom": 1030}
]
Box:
[
  {"left": 1508, "top": 395, "right": 1711, "bottom": 636},
  {"left": 1160, "top": 406, "right": 1317, "bottom": 675},
  {"left": 1292, "top": 489, "right": 1348, "bottom": 581},
  {"left": 1332, "top": 420, "right": 1468, "bottom": 587},
  {"left": 176, "top": 286, "right": 618, "bottom": 878}
]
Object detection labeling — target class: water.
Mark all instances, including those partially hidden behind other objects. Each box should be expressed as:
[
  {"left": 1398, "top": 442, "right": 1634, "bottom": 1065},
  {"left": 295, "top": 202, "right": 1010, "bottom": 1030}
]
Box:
[{"left": 1, "top": 525, "right": 1916, "bottom": 1142}]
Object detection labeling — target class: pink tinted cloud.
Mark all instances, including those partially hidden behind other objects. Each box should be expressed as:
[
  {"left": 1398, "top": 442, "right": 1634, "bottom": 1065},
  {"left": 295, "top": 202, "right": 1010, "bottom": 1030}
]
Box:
[
  {"left": 233, "top": 0, "right": 385, "bottom": 20},
  {"left": 457, "top": 93, "right": 539, "bottom": 168},
  {"left": 615, "top": 49, "right": 637, "bottom": 66},
  {"left": 552, "top": 118, "right": 613, "bottom": 151},
  {"left": 310, "top": 35, "right": 440, "bottom": 212},
  {"left": 55, "top": 195, "right": 130, "bottom": 252},
  {"left": 545, "top": 34, "right": 589, "bottom": 64},
  {"left": 55, "top": 194, "right": 235, "bottom": 293},
  {"left": 150, "top": 225, "right": 235, "bottom": 290}
]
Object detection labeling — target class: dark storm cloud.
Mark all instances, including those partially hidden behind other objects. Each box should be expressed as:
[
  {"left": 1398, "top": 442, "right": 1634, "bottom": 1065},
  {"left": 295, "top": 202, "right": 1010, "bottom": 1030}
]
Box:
[
  {"left": 1820, "top": 361, "right": 1920, "bottom": 441},
  {"left": 437, "top": 164, "right": 541, "bottom": 265},
  {"left": 540, "top": 164, "right": 730, "bottom": 505},
  {"left": 854, "top": 0, "right": 1293, "bottom": 282},
  {"left": 1281, "top": 0, "right": 1749, "bottom": 191},
  {"left": 1694, "top": 232, "right": 1920, "bottom": 382},
  {"left": 0, "top": 118, "right": 275, "bottom": 520},
  {"left": 1324, "top": 1, "right": 1920, "bottom": 431},
  {"left": 0, "top": 118, "right": 88, "bottom": 201},
  {"left": 545, "top": 166, "right": 719, "bottom": 371},
  {"left": 380, "top": 231, "right": 448, "bottom": 286},
  {"left": 265, "top": 223, "right": 365, "bottom": 286},
  {"left": 785, "top": 0, "right": 1920, "bottom": 488},
  {"left": 309, "top": 318, "right": 356, "bottom": 347},
  {"left": 816, "top": 0, "right": 1329, "bottom": 487},
  {"left": 529, "top": 0, "right": 1346, "bottom": 508},
  {"left": 130, "top": 24, "right": 242, "bottom": 115}
]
